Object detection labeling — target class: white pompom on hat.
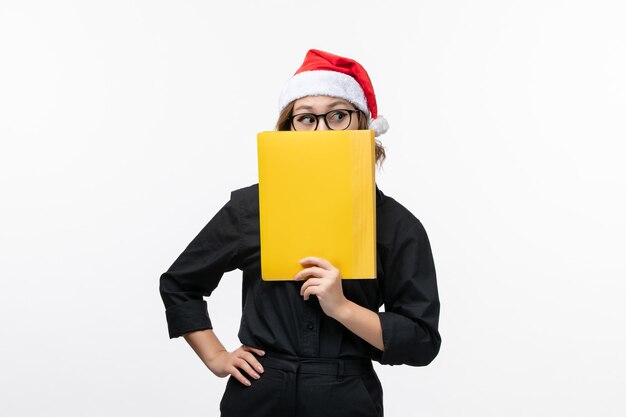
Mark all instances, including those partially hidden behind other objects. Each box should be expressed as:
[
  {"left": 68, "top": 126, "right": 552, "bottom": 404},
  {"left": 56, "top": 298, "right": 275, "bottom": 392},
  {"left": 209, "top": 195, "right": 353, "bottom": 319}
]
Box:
[{"left": 278, "top": 49, "right": 389, "bottom": 137}]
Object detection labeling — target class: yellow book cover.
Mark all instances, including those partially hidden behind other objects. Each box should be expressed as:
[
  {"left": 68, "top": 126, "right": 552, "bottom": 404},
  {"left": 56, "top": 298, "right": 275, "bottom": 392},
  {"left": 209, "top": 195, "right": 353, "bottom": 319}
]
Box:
[{"left": 257, "top": 130, "right": 376, "bottom": 281}]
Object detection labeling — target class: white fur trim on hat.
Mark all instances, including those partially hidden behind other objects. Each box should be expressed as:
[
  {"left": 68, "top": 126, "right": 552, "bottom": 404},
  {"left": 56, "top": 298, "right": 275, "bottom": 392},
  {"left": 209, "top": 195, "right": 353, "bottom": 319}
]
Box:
[
  {"left": 369, "top": 115, "right": 389, "bottom": 137},
  {"left": 278, "top": 70, "right": 369, "bottom": 117}
]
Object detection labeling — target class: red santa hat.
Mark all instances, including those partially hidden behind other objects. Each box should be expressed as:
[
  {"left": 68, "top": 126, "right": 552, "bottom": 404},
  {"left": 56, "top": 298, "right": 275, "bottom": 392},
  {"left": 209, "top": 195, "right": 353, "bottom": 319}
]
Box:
[{"left": 278, "top": 49, "right": 389, "bottom": 136}]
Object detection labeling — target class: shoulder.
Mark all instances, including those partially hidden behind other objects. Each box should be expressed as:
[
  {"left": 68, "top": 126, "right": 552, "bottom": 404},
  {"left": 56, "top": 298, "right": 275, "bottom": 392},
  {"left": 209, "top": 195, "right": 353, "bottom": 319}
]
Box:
[
  {"left": 377, "top": 187, "right": 427, "bottom": 234},
  {"left": 230, "top": 183, "right": 259, "bottom": 202},
  {"left": 228, "top": 184, "right": 260, "bottom": 220}
]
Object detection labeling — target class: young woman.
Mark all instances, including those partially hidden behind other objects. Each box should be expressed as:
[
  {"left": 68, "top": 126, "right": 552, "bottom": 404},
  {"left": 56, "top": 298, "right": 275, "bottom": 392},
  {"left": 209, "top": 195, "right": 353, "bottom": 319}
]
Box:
[{"left": 159, "top": 49, "right": 441, "bottom": 417}]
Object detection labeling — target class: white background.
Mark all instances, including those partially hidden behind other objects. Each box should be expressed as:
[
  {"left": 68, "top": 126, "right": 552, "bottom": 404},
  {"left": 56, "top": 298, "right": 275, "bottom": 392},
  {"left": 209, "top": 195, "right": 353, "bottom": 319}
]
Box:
[{"left": 1, "top": 1, "right": 625, "bottom": 416}]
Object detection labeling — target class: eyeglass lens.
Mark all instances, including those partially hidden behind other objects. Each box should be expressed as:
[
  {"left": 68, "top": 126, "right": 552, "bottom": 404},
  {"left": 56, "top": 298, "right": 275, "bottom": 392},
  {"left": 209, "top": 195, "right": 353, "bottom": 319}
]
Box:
[{"left": 291, "top": 109, "right": 355, "bottom": 131}]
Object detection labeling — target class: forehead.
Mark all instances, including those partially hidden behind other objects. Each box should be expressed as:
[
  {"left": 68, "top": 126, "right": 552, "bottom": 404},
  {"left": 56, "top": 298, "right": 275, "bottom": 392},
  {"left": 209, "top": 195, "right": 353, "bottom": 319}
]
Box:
[{"left": 293, "top": 95, "right": 353, "bottom": 109}]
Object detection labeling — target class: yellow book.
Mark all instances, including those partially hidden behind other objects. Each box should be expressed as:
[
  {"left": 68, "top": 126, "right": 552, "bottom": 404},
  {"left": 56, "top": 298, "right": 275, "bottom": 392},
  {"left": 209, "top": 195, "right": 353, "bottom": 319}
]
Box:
[{"left": 257, "top": 130, "right": 377, "bottom": 281}]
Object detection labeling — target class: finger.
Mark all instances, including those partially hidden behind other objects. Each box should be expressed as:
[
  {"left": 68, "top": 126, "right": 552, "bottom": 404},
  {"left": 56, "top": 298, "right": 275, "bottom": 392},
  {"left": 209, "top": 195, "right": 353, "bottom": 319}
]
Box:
[
  {"left": 299, "top": 256, "right": 334, "bottom": 270},
  {"left": 230, "top": 367, "right": 252, "bottom": 387},
  {"left": 294, "top": 266, "right": 326, "bottom": 281},
  {"left": 300, "top": 277, "right": 322, "bottom": 296},
  {"left": 241, "top": 350, "right": 265, "bottom": 374},
  {"left": 235, "top": 357, "right": 261, "bottom": 380},
  {"left": 302, "top": 285, "right": 320, "bottom": 301},
  {"left": 294, "top": 266, "right": 321, "bottom": 281},
  {"left": 242, "top": 345, "right": 266, "bottom": 358}
]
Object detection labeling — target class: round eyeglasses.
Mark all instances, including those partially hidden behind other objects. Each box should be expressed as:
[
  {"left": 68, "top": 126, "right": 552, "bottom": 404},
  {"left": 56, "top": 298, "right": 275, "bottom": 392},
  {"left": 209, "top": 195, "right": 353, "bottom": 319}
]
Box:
[{"left": 289, "top": 109, "right": 362, "bottom": 131}]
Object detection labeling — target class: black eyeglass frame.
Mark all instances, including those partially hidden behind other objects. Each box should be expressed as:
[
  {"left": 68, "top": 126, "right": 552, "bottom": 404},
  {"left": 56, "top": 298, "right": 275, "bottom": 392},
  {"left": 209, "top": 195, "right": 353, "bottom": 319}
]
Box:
[{"left": 288, "top": 108, "right": 362, "bottom": 131}]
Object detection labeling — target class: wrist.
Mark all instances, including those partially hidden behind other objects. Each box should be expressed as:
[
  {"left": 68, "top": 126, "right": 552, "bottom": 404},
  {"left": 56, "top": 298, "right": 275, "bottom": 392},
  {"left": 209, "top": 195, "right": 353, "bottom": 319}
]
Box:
[
  {"left": 331, "top": 298, "right": 354, "bottom": 322},
  {"left": 206, "top": 347, "right": 228, "bottom": 364}
]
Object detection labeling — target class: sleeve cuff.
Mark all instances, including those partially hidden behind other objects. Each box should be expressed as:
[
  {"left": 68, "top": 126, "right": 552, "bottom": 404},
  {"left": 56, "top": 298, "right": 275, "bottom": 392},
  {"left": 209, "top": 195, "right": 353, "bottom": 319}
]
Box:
[
  {"left": 165, "top": 299, "right": 213, "bottom": 339},
  {"left": 376, "top": 311, "right": 440, "bottom": 366},
  {"left": 377, "top": 311, "right": 410, "bottom": 365}
]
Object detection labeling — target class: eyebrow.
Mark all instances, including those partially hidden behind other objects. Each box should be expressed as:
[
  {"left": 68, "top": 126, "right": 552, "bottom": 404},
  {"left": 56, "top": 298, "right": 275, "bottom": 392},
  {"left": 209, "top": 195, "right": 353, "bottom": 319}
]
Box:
[
  {"left": 293, "top": 100, "right": 352, "bottom": 113},
  {"left": 293, "top": 105, "right": 314, "bottom": 112}
]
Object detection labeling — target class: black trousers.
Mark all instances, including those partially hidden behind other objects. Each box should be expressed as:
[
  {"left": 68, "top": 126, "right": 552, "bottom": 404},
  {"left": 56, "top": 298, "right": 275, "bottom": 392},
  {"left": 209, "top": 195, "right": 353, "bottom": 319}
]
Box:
[{"left": 219, "top": 351, "right": 384, "bottom": 417}]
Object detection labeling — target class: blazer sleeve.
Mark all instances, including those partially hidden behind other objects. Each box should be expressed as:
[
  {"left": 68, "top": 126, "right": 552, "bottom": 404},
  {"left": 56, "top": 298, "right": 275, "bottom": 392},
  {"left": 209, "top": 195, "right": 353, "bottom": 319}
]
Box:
[
  {"left": 159, "top": 192, "right": 241, "bottom": 339},
  {"left": 375, "top": 218, "right": 441, "bottom": 366}
]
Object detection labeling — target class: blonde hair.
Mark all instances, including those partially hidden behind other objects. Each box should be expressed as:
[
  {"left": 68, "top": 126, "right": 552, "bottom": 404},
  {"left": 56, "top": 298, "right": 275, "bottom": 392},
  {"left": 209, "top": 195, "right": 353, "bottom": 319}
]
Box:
[{"left": 275, "top": 101, "right": 387, "bottom": 167}]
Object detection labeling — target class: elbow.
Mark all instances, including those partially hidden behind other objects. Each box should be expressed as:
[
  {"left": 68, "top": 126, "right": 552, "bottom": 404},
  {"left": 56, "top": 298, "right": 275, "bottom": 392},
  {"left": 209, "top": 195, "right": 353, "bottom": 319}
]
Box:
[
  {"left": 159, "top": 271, "right": 175, "bottom": 307},
  {"left": 406, "top": 333, "right": 441, "bottom": 367},
  {"left": 396, "top": 323, "right": 441, "bottom": 367},
  {"left": 159, "top": 270, "right": 191, "bottom": 308}
]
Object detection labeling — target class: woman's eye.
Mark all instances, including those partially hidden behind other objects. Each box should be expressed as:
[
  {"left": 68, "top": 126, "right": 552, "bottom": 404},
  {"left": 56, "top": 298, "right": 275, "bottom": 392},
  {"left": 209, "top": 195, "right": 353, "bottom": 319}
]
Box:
[
  {"left": 296, "top": 115, "right": 316, "bottom": 124},
  {"left": 330, "top": 111, "right": 348, "bottom": 121}
]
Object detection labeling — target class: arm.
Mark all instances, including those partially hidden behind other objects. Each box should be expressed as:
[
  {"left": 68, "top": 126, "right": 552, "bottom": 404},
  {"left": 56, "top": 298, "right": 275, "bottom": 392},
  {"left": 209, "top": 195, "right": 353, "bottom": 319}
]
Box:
[
  {"left": 333, "top": 300, "right": 384, "bottom": 351},
  {"left": 294, "top": 217, "right": 441, "bottom": 366},
  {"left": 159, "top": 193, "right": 265, "bottom": 385},
  {"left": 159, "top": 197, "right": 240, "bottom": 338},
  {"left": 295, "top": 257, "right": 384, "bottom": 351},
  {"left": 375, "top": 219, "right": 441, "bottom": 366}
]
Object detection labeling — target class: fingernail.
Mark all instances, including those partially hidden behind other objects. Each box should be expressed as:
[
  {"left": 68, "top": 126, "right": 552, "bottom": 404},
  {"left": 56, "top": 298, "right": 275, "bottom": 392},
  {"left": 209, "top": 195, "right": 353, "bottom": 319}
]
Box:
[
  {"left": 260, "top": 351, "right": 265, "bottom": 356},
  {"left": 257, "top": 365, "right": 264, "bottom": 372},
  {"left": 245, "top": 381, "right": 251, "bottom": 386}
]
